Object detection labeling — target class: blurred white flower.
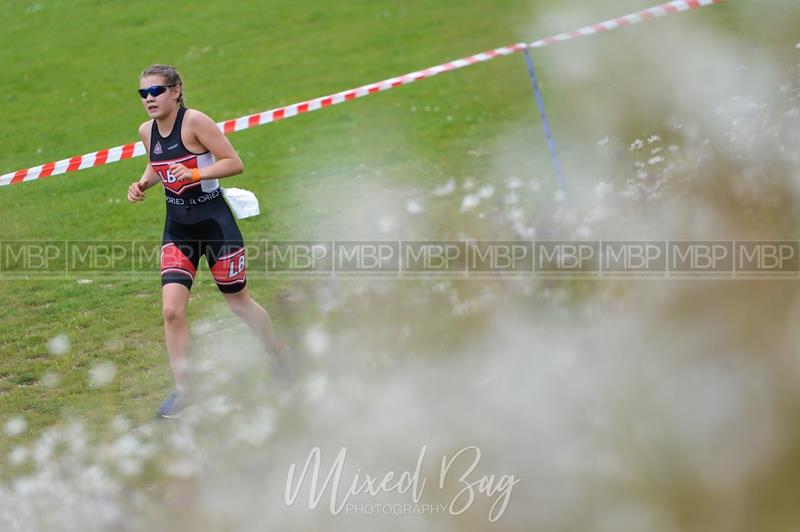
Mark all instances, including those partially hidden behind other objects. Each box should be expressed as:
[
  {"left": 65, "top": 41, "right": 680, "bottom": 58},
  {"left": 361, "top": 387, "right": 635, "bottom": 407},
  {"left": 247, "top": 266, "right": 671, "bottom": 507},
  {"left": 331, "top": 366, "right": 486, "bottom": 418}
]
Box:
[
  {"left": 628, "top": 139, "right": 644, "bottom": 151},
  {"left": 647, "top": 135, "right": 661, "bottom": 144},
  {"left": 4, "top": 416, "right": 27, "bottom": 437},
  {"left": 597, "top": 137, "right": 610, "bottom": 146},
  {"left": 65, "top": 422, "right": 87, "bottom": 454},
  {"left": 110, "top": 415, "right": 131, "bottom": 433},
  {"left": 89, "top": 361, "right": 117, "bottom": 389},
  {"left": 506, "top": 176, "right": 523, "bottom": 189},
  {"left": 234, "top": 407, "right": 276, "bottom": 446},
  {"left": 41, "top": 371, "right": 59, "bottom": 388},
  {"left": 431, "top": 281, "right": 450, "bottom": 295},
  {"left": 205, "top": 395, "right": 236, "bottom": 416},
  {"left": 47, "top": 334, "right": 71, "bottom": 356},
  {"left": 8, "top": 446, "right": 28, "bottom": 465},
  {"left": 512, "top": 222, "right": 536, "bottom": 240},
  {"left": 589, "top": 205, "right": 609, "bottom": 222},
  {"left": 508, "top": 207, "right": 524, "bottom": 221},
  {"left": 432, "top": 178, "right": 455, "bottom": 196},
  {"left": 594, "top": 181, "right": 612, "bottom": 199},
  {"left": 459, "top": 194, "right": 480, "bottom": 212},
  {"left": 304, "top": 325, "right": 330, "bottom": 357},
  {"left": 648, "top": 156, "right": 665, "bottom": 166},
  {"left": 165, "top": 459, "right": 200, "bottom": 479},
  {"left": 109, "top": 434, "right": 140, "bottom": 460},
  {"left": 76, "top": 279, "right": 94, "bottom": 285},
  {"left": 620, "top": 185, "right": 641, "bottom": 200},
  {"left": 194, "top": 357, "right": 219, "bottom": 374},
  {"left": 304, "top": 373, "right": 329, "bottom": 402},
  {"left": 477, "top": 185, "right": 495, "bottom": 199},
  {"left": 378, "top": 216, "right": 395, "bottom": 233},
  {"left": 168, "top": 426, "right": 198, "bottom": 453},
  {"left": 191, "top": 319, "right": 215, "bottom": 335},
  {"left": 405, "top": 199, "right": 423, "bottom": 214},
  {"left": 32, "top": 429, "right": 57, "bottom": 464},
  {"left": 117, "top": 458, "right": 142, "bottom": 477}
]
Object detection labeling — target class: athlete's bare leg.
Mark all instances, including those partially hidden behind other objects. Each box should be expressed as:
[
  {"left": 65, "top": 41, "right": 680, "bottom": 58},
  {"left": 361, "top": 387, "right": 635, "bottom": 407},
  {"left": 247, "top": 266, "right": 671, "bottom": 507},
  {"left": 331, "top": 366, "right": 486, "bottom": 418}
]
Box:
[
  {"left": 222, "top": 287, "right": 283, "bottom": 355},
  {"left": 162, "top": 283, "right": 192, "bottom": 391}
]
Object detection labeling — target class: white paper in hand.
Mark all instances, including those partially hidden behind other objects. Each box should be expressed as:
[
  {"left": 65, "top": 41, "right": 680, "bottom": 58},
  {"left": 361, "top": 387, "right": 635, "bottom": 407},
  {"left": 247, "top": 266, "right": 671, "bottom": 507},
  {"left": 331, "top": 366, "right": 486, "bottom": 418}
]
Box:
[{"left": 221, "top": 187, "right": 261, "bottom": 219}]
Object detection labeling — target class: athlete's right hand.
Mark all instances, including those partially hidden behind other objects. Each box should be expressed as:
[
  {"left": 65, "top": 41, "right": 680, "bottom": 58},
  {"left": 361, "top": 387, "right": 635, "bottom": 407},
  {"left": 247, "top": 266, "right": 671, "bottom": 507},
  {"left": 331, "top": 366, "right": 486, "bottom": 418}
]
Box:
[{"left": 127, "top": 181, "right": 146, "bottom": 203}]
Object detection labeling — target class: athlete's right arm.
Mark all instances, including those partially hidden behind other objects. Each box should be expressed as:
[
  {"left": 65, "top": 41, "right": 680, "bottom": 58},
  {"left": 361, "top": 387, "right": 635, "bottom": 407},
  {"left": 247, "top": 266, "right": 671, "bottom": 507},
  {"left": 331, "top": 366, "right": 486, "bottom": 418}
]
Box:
[{"left": 128, "top": 122, "right": 159, "bottom": 203}]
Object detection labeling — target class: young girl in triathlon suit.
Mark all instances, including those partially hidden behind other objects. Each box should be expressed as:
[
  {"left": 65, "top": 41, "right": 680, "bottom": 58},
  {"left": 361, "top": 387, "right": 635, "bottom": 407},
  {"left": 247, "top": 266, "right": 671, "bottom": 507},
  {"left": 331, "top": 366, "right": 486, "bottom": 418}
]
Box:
[{"left": 127, "top": 64, "right": 285, "bottom": 418}]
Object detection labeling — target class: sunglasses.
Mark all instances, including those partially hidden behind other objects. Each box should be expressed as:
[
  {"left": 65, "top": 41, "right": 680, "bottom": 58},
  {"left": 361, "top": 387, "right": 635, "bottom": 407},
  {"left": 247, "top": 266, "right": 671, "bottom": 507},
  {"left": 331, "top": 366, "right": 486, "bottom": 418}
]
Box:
[{"left": 138, "top": 84, "right": 176, "bottom": 99}]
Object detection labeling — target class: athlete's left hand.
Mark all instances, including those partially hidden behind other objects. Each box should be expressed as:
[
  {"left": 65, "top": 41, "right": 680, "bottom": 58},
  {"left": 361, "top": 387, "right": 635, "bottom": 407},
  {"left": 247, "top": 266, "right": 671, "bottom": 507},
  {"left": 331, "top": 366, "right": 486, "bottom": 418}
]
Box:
[{"left": 168, "top": 163, "right": 192, "bottom": 182}]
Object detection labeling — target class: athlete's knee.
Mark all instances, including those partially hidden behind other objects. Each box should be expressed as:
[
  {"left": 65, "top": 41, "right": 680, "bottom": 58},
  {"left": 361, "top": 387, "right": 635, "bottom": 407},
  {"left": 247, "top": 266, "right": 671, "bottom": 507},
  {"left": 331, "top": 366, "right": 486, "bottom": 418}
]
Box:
[{"left": 163, "top": 303, "right": 187, "bottom": 324}]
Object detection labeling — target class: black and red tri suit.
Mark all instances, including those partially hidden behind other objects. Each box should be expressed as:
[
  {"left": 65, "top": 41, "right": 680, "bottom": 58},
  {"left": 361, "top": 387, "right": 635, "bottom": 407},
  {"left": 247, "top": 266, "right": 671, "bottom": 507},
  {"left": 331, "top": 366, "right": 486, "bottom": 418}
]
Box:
[{"left": 148, "top": 107, "right": 247, "bottom": 293}]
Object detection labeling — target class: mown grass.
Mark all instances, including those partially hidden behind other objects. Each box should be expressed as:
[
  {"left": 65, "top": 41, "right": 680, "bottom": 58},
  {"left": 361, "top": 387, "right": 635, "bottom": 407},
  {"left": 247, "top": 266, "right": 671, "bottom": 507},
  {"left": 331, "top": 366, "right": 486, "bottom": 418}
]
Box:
[{"left": 0, "top": 0, "right": 556, "bottom": 449}]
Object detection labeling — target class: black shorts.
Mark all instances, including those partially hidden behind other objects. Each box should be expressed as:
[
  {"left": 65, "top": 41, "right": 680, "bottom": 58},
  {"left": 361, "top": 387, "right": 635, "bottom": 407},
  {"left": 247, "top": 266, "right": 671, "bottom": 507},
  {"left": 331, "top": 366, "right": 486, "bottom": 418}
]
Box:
[{"left": 160, "top": 196, "right": 247, "bottom": 294}]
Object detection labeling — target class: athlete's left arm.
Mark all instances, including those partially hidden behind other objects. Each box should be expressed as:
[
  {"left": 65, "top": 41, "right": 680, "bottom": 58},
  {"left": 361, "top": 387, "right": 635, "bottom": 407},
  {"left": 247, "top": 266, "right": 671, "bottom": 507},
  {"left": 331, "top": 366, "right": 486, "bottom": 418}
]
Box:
[{"left": 169, "top": 111, "right": 244, "bottom": 182}]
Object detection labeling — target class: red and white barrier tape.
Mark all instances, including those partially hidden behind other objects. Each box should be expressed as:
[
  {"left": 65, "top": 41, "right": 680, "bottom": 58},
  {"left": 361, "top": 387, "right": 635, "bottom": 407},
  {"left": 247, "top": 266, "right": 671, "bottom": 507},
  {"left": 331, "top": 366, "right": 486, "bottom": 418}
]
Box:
[{"left": 0, "top": 0, "right": 724, "bottom": 188}]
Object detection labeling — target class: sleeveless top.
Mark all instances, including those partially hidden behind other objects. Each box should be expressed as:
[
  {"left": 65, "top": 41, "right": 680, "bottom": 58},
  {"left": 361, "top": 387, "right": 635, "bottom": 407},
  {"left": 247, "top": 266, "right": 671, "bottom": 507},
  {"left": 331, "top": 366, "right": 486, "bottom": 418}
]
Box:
[{"left": 148, "top": 107, "right": 222, "bottom": 224}]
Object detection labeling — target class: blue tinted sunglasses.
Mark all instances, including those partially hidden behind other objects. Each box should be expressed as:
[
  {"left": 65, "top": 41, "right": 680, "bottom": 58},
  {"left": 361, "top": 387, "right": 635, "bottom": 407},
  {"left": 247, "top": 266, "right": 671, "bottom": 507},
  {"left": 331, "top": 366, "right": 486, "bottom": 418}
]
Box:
[{"left": 138, "top": 84, "right": 176, "bottom": 99}]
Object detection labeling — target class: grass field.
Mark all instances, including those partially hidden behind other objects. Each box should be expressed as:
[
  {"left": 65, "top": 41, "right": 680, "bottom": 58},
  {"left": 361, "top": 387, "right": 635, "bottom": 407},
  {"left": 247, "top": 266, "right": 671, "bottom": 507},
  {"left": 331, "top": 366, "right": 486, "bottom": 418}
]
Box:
[
  {"left": 2, "top": 0, "right": 800, "bottom": 530},
  {"left": 0, "top": 0, "right": 548, "bottom": 430}
]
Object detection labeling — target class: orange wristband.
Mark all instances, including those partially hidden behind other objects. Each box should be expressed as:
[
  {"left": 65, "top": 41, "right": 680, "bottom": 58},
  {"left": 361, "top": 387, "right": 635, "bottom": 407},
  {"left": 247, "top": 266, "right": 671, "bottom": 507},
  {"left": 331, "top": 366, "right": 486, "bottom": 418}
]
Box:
[{"left": 191, "top": 168, "right": 201, "bottom": 182}]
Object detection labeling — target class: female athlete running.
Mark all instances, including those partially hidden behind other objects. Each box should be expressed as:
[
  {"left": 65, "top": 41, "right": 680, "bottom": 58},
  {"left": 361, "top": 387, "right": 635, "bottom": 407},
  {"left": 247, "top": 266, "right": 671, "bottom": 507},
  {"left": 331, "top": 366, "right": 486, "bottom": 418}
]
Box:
[{"left": 127, "top": 64, "right": 286, "bottom": 418}]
